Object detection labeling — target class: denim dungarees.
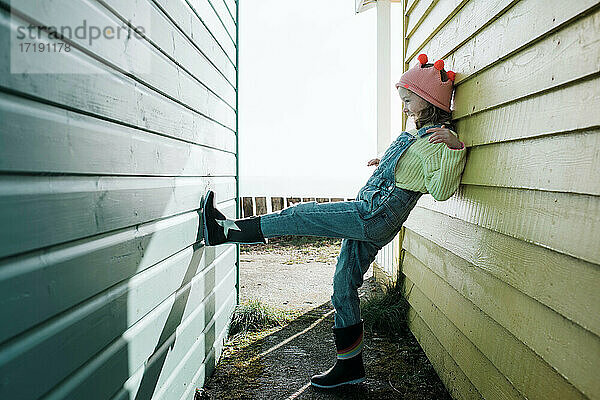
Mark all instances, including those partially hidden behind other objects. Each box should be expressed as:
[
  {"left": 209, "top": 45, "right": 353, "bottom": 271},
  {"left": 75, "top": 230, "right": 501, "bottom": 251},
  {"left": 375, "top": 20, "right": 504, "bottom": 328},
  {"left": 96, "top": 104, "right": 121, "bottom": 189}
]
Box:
[{"left": 260, "top": 124, "right": 440, "bottom": 327}]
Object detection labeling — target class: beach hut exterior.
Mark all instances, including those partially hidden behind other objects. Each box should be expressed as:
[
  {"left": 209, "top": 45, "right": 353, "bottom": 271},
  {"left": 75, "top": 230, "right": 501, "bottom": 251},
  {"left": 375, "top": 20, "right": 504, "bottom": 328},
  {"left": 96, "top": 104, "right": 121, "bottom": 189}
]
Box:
[
  {"left": 0, "top": 0, "right": 239, "bottom": 398},
  {"left": 360, "top": 0, "right": 600, "bottom": 399}
]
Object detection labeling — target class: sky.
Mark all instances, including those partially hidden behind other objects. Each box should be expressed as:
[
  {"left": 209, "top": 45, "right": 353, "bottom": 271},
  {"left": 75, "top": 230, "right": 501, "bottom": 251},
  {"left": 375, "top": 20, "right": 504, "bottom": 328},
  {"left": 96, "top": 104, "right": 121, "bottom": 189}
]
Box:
[{"left": 238, "top": 0, "right": 378, "bottom": 196}]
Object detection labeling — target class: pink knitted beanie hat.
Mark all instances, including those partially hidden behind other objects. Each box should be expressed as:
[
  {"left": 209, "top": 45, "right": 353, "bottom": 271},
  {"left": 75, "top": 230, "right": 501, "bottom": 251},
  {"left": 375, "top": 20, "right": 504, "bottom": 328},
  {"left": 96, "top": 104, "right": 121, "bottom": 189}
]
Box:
[{"left": 395, "top": 54, "right": 455, "bottom": 112}]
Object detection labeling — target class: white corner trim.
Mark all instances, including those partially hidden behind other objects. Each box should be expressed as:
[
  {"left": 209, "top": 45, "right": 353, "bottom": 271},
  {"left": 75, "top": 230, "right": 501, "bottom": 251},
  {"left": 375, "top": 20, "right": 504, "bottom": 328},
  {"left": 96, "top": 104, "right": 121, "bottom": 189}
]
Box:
[{"left": 377, "top": 0, "right": 392, "bottom": 155}]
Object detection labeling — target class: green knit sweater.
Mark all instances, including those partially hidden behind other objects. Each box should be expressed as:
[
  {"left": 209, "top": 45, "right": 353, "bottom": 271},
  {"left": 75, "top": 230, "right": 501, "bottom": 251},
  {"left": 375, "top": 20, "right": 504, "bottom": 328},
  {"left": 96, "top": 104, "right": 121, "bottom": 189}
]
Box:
[{"left": 392, "top": 125, "right": 467, "bottom": 201}]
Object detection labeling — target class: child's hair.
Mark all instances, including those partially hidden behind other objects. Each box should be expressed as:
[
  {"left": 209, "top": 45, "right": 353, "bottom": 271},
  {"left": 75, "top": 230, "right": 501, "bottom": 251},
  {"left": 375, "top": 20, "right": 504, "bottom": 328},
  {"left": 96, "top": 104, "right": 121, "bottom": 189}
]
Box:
[
  {"left": 412, "top": 63, "right": 455, "bottom": 131},
  {"left": 414, "top": 104, "right": 455, "bottom": 131}
]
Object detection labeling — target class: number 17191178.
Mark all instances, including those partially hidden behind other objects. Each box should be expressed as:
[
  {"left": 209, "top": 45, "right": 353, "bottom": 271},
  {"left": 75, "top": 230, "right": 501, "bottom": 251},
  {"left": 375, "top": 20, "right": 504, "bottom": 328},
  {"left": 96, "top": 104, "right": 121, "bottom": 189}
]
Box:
[{"left": 19, "top": 42, "right": 71, "bottom": 52}]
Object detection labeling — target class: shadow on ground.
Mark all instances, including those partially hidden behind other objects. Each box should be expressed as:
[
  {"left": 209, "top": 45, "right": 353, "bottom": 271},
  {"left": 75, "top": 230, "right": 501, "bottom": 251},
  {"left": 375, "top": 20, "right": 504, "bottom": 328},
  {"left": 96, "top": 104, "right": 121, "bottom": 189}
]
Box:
[{"left": 202, "top": 287, "right": 452, "bottom": 399}]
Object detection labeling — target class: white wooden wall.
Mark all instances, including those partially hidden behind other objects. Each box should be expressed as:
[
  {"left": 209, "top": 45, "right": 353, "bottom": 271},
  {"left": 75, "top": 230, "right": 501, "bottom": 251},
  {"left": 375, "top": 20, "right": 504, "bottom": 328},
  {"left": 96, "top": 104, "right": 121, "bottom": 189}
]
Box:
[
  {"left": 399, "top": 0, "right": 600, "bottom": 399},
  {"left": 0, "top": 0, "right": 238, "bottom": 399}
]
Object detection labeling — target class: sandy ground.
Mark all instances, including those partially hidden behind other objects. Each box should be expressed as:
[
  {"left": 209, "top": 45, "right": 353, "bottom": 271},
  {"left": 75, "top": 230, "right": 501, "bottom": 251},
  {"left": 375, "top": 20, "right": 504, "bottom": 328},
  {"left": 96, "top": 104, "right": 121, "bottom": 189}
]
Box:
[
  {"left": 238, "top": 246, "right": 372, "bottom": 314},
  {"left": 201, "top": 237, "right": 451, "bottom": 400}
]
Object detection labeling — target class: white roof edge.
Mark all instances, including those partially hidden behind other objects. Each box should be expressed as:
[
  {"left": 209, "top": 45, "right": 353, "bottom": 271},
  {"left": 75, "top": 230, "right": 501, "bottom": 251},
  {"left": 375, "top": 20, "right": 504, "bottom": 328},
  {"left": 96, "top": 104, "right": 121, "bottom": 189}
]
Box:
[{"left": 355, "top": 0, "right": 377, "bottom": 14}]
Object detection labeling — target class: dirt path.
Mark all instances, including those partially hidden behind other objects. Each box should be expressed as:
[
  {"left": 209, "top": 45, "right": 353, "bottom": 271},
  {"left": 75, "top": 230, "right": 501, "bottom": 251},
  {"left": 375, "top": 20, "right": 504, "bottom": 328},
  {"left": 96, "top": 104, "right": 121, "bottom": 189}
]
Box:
[
  {"left": 201, "top": 237, "right": 451, "bottom": 399},
  {"left": 238, "top": 236, "right": 367, "bottom": 314}
]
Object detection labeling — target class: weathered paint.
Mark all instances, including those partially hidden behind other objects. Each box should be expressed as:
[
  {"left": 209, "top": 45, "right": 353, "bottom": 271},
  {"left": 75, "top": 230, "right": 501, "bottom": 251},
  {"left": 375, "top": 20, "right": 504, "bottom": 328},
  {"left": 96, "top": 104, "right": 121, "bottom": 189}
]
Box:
[
  {"left": 0, "top": 0, "right": 239, "bottom": 398},
  {"left": 394, "top": 0, "right": 600, "bottom": 399}
]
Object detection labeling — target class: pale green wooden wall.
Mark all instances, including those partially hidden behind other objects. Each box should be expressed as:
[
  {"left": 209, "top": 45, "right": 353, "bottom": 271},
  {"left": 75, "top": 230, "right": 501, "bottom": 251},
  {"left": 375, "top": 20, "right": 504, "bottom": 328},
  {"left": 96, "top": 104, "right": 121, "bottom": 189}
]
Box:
[
  {"left": 398, "top": 0, "right": 600, "bottom": 399},
  {"left": 0, "top": 0, "right": 238, "bottom": 398}
]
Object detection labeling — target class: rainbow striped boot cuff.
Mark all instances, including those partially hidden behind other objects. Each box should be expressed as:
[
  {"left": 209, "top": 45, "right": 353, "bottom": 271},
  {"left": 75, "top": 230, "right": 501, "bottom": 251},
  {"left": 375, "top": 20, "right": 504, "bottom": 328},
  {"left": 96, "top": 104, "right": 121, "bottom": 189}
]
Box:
[{"left": 336, "top": 330, "right": 363, "bottom": 359}]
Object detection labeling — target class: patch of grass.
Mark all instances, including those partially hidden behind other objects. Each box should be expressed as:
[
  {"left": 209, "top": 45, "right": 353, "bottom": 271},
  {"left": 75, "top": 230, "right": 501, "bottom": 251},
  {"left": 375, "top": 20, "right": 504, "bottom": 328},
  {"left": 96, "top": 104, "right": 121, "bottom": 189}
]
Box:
[
  {"left": 228, "top": 298, "right": 296, "bottom": 336},
  {"left": 361, "top": 275, "right": 411, "bottom": 338}
]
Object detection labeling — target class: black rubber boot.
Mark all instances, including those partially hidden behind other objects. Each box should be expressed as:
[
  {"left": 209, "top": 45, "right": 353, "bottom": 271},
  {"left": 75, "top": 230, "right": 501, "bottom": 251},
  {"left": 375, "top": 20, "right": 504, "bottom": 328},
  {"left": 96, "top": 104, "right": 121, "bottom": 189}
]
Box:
[
  {"left": 310, "top": 321, "right": 366, "bottom": 389},
  {"left": 202, "top": 190, "right": 267, "bottom": 246}
]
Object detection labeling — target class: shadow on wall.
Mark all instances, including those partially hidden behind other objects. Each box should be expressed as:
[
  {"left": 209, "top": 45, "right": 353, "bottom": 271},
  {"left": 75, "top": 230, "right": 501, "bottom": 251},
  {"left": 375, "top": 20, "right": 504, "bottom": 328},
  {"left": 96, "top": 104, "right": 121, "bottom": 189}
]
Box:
[
  {"left": 0, "top": 0, "right": 237, "bottom": 398},
  {"left": 0, "top": 187, "right": 226, "bottom": 399},
  {"left": 132, "top": 243, "right": 218, "bottom": 400},
  {"left": 105, "top": 192, "right": 227, "bottom": 400}
]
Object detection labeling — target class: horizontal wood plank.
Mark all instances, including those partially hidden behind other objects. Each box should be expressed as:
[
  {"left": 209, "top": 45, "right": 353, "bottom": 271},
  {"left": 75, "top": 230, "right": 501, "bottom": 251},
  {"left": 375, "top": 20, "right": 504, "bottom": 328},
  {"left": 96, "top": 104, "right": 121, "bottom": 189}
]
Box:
[
  {"left": 405, "top": 0, "right": 467, "bottom": 54},
  {"left": 208, "top": 0, "right": 236, "bottom": 42},
  {"left": 406, "top": 0, "right": 516, "bottom": 62},
  {"left": 461, "top": 127, "right": 600, "bottom": 196},
  {"left": 404, "top": 206, "right": 600, "bottom": 341},
  {"left": 40, "top": 253, "right": 236, "bottom": 400},
  {"left": 101, "top": 0, "right": 236, "bottom": 90},
  {"left": 0, "top": 0, "right": 239, "bottom": 398},
  {"left": 151, "top": 0, "right": 236, "bottom": 75},
  {"left": 446, "top": 0, "right": 599, "bottom": 85},
  {"left": 457, "top": 76, "right": 600, "bottom": 147},
  {"left": 406, "top": 0, "right": 437, "bottom": 38},
  {"left": 415, "top": 185, "right": 600, "bottom": 266},
  {"left": 0, "top": 209, "right": 236, "bottom": 344},
  {"left": 403, "top": 275, "right": 524, "bottom": 400},
  {"left": 0, "top": 10, "right": 235, "bottom": 151},
  {"left": 408, "top": 309, "right": 484, "bottom": 400},
  {"left": 0, "top": 175, "right": 236, "bottom": 258},
  {"left": 119, "top": 276, "right": 234, "bottom": 400},
  {"left": 184, "top": 0, "right": 236, "bottom": 62},
  {"left": 403, "top": 236, "right": 590, "bottom": 399},
  {"left": 154, "top": 291, "right": 235, "bottom": 400},
  {"left": 115, "top": 267, "right": 236, "bottom": 400},
  {"left": 0, "top": 244, "right": 236, "bottom": 400},
  {"left": 453, "top": 9, "right": 600, "bottom": 118},
  {"left": 7, "top": 1, "right": 236, "bottom": 125},
  {"left": 222, "top": 0, "right": 236, "bottom": 22},
  {"left": 0, "top": 93, "right": 236, "bottom": 175},
  {"left": 405, "top": 0, "right": 419, "bottom": 15}
]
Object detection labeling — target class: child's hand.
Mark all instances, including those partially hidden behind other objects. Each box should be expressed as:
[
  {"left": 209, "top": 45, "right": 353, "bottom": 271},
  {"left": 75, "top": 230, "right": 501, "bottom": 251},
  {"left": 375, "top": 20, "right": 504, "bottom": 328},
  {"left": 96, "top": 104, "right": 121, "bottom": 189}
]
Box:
[
  {"left": 426, "top": 125, "right": 463, "bottom": 149},
  {"left": 367, "top": 158, "right": 380, "bottom": 166}
]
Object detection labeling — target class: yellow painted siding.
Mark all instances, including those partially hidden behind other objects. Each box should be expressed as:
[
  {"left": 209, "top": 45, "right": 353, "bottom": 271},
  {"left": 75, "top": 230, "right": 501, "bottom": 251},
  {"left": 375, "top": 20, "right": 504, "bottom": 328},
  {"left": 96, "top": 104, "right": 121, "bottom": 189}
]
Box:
[{"left": 398, "top": 0, "right": 600, "bottom": 399}]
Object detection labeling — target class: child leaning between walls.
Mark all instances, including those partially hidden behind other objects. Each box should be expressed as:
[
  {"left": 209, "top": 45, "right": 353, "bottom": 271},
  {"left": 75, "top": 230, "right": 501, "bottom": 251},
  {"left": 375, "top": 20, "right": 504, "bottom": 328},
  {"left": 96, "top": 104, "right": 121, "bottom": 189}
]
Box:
[{"left": 201, "top": 53, "right": 467, "bottom": 389}]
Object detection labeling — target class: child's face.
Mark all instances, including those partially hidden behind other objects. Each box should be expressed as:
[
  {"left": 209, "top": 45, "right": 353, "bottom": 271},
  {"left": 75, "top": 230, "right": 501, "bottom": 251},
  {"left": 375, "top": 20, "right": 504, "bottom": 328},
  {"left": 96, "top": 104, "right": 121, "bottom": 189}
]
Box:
[{"left": 398, "top": 87, "right": 429, "bottom": 119}]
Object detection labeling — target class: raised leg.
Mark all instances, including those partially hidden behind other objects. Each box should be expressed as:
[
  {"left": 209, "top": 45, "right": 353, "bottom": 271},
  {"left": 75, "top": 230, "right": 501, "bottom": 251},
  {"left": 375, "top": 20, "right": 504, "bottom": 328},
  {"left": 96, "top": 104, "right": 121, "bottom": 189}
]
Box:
[
  {"left": 203, "top": 191, "right": 375, "bottom": 246},
  {"left": 259, "top": 200, "right": 372, "bottom": 242}
]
